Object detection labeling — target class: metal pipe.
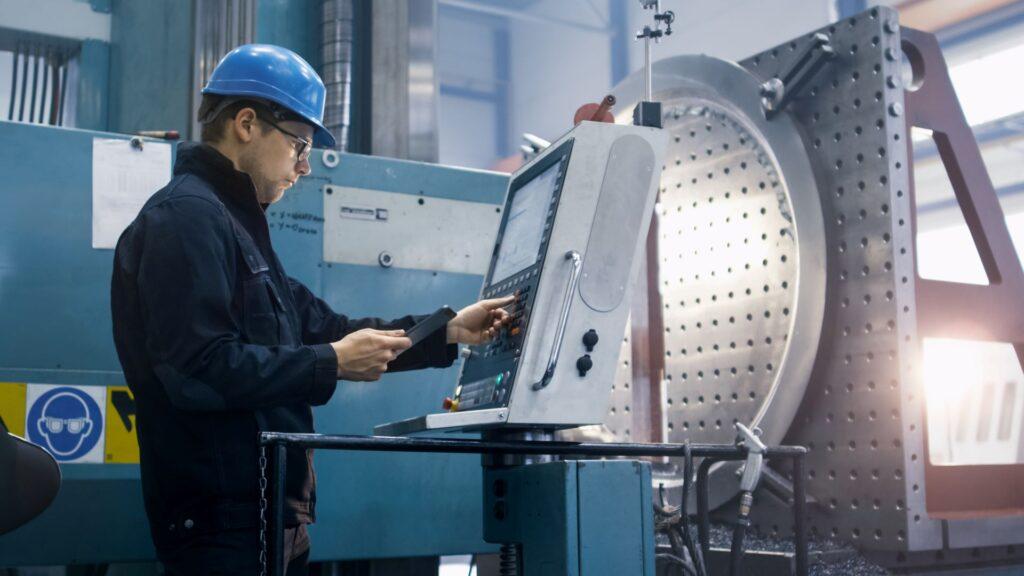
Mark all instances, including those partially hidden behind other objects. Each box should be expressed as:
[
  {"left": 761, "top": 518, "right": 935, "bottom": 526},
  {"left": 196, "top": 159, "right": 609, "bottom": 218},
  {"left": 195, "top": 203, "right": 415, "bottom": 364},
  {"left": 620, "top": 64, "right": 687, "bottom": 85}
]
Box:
[
  {"left": 696, "top": 458, "right": 713, "bottom": 562},
  {"left": 257, "top": 432, "right": 806, "bottom": 459},
  {"left": 644, "top": 35, "right": 652, "bottom": 101},
  {"left": 18, "top": 44, "right": 30, "bottom": 121},
  {"left": 28, "top": 45, "right": 40, "bottom": 123},
  {"left": 38, "top": 48, "right": 50, "bottom": 125},
  {"left": 57, "top": 53, "right": 68, "bottom": 126},
  {"left": 271, "top": 443, "right": 286, "bottom": 576},
  {"left": 48, "top": 54, "right": 60, "bottom": 125},
  {"left": 321, "top": 0, "right": 354, "bottom": 151},
  {"left": 8, "top": 43, "right": 19, "bottom": 121}
]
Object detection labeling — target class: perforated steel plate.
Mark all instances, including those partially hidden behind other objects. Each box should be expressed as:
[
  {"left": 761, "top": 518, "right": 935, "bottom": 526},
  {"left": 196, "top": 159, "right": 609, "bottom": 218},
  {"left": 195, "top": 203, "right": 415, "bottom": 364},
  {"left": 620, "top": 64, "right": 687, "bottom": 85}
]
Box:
[
  {"left": 600, "top": 6, "right": 1024, "bottom": 564},
  {"left": 611, "top": 56, "right": 827, "bottom": 508},
  {"left": 734, "top": 10, "right": 934, "bottom": 554}
]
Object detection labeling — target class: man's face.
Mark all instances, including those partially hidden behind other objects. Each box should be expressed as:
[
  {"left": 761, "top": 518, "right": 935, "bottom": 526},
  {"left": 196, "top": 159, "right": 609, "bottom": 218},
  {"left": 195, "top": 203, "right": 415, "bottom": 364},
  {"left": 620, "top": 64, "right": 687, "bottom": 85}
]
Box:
[{"left": 238, "top": 115, "right": 315, "bottom": 205}]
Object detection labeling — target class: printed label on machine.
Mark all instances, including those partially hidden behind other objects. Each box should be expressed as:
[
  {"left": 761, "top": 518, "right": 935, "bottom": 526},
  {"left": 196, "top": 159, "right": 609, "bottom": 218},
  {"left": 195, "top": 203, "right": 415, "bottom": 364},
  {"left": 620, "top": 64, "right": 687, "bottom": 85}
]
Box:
[
  {"left": 0, "top": 382, "right": 28, "bottom": 437},
  {"left": 105, "top": 386, "right": 140, "bottom": 464},
  {"left": 323, "top": 186, "right": 501, "bottom": 275},
  {"left": 25, "top": 384, "right": 107, "bottom": 464}
]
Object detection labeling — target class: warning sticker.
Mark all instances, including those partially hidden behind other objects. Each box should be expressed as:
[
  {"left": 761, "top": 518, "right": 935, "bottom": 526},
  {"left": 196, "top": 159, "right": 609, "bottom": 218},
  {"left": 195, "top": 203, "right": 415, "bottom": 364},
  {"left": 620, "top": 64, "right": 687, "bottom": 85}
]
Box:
[
  {"left": 0, "top": 383, "right": 27, "bottom": 437},
  {"left": 26, "top": 384, "right": 106, "bottom": 464},
  {"left": 105, "top": 386, "right": 139, "bottom": 464}
]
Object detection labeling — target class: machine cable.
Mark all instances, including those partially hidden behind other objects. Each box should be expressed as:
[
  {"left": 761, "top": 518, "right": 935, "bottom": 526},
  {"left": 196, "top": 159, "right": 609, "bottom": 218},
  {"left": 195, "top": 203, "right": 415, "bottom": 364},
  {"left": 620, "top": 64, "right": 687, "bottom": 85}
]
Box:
[{"left": 653, "top": 442, "right": 706, "bottom": 576}]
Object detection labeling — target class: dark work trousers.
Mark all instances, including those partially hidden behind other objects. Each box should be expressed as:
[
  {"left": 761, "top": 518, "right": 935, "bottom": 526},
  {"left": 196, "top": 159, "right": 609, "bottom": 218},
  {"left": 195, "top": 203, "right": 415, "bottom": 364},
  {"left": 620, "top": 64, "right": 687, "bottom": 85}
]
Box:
[{"left": 160, "top": 523, "right": 310, "bottom": 575}]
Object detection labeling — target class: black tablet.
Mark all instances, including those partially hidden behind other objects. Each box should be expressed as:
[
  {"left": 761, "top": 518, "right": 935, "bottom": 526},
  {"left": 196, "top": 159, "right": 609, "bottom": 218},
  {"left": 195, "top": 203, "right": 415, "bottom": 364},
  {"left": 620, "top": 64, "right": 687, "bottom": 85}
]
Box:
[{"left": 403, "top": 306, "right": 457, "bottom": 348}]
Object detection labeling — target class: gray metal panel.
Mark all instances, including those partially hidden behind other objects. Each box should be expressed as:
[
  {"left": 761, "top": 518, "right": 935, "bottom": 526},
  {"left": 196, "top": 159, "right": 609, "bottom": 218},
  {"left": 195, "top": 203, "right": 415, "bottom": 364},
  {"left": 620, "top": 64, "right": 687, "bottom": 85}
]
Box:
[
  {"left": 734, "top": 8, "right": 938, "bottom": 552},
  {"left": 580, "top": 135, "right": 657, "bottom": 313},
  {"left": 322, "top": 184, "right": 501, "bottom": 274},
  {"left": 506, "top": 122, "right": 667, "bottom": 427}
]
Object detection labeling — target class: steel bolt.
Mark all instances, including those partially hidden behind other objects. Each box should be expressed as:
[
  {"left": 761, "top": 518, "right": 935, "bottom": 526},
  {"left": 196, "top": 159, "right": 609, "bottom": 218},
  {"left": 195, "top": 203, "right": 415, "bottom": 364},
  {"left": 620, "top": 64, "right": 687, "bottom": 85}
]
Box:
[
  {"left": 884, "top": 18, "right": 898, "bottom": 34},
  {"left": 886, "top": 75, "right": 900, "bottom": 89},
  {"left": 888, "top": 103, "right": 903, "bottom": 117},
  {"left": 885, "top": 47, "right": 898, "bottom": 62}
]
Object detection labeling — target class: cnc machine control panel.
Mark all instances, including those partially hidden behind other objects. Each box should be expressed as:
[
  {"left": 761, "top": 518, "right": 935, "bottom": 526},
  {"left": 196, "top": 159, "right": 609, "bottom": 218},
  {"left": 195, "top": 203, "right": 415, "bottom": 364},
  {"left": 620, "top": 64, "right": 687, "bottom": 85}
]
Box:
[
  {"left": 452, "top": 140, "right": 574, "bottom": 411},
  {"left": 375, "top": 121, "right": 666, "bottom": 435}
]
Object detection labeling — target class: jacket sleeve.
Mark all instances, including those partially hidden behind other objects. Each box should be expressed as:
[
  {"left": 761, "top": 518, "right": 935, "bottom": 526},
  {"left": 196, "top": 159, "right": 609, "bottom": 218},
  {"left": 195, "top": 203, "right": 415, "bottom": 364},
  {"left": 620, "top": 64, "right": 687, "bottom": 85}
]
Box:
[
  {"left": 287, "top": 277, "right": 458, "bottom": 372},
  {"left": 135, "top": 195, "right": 339, "bottom": 412}
]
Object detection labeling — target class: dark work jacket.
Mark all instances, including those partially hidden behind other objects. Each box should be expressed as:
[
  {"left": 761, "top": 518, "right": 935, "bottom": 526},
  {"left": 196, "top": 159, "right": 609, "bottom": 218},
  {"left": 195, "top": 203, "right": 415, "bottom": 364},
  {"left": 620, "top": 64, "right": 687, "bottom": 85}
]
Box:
[{"left": 110, "top": 142, "right": 456, "bottom": 552}]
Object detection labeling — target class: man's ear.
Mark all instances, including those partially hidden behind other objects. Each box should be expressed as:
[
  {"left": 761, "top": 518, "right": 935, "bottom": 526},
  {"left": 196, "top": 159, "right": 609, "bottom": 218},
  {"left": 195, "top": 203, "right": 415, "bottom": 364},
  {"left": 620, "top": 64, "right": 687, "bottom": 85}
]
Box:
[{"left": 232, "top": 107, "right": 259, "bottom": 143}]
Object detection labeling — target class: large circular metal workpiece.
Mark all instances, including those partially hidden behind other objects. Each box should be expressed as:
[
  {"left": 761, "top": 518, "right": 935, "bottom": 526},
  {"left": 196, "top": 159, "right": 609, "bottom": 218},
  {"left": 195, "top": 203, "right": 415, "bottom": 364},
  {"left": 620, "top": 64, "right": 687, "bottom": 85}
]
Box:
[{"left": 609, "top": 56, "right": 827, "bottom": 508}]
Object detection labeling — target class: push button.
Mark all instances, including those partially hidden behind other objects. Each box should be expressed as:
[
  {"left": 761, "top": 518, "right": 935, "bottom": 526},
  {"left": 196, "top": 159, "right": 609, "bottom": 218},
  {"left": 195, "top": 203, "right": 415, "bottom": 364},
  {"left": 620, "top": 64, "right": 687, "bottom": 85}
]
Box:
[{"left": 576, "top": 354, "right": 593, "bottom": 377}]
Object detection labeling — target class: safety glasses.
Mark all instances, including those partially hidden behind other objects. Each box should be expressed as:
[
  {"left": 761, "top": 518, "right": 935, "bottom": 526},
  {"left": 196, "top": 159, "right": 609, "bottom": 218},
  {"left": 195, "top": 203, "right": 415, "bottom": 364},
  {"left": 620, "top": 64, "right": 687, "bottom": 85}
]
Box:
[{"left": 258, "top": 114, "right": 312, "bottom": 163}]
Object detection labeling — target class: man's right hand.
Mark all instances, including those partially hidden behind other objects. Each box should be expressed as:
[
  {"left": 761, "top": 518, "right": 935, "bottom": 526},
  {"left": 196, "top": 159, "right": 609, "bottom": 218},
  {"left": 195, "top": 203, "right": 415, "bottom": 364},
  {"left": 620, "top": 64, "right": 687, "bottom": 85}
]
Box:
[{"left": 331, "top": 328, "right": 412, "bottom": 381}]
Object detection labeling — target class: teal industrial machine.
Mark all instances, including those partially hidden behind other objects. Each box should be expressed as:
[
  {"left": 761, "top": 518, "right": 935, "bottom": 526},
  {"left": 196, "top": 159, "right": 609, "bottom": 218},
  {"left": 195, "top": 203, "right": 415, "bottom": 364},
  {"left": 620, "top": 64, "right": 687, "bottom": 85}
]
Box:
[{"left": 0, "top": 119, "right": 509, "bottom": 564}]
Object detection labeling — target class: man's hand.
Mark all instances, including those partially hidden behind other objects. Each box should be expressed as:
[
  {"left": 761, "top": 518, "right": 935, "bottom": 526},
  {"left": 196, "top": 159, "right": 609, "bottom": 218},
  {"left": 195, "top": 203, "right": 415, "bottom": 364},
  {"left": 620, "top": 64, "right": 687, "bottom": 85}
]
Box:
[
  {"left": 331, "top": 328, "right": 412, "bottom": 381},
  {"left": 447, "top": 296, "right": 514, "bottom": 345}
]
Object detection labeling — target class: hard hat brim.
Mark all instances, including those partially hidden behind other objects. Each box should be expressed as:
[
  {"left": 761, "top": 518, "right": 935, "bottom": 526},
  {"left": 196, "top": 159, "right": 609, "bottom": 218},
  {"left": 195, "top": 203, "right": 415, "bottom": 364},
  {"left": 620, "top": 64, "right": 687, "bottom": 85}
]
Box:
[{"left": 203, "top": 81, "right": 337, "bottom": 149}]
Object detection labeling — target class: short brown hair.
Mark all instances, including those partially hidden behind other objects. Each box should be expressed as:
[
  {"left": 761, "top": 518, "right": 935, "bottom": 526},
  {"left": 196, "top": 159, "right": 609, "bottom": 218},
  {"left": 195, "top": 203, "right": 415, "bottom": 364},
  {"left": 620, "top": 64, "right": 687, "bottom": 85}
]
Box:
[
  {"left": 197, "top": 95, "right": 265, "bottom": 143},
  {"left": 198, "top": 94, "right": 311, "bottom": 143}
]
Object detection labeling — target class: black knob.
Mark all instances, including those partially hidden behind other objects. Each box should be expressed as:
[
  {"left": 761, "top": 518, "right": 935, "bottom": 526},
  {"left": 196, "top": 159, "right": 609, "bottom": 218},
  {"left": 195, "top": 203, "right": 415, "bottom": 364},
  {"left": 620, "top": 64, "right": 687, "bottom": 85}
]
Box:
[
  {"left": 582, "top": 329, "right": 599, "bottom": 352},
  {"left": 493, "top": 479, "right": 507, "bottom": 498},
  {"left": 576, "top": 354, "right": 593, "bottom": 377}
]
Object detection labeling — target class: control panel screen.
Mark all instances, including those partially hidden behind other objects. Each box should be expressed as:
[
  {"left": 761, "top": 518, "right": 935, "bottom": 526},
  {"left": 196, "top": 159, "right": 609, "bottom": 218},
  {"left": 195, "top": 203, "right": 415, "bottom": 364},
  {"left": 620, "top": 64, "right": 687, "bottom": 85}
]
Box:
[{"left": 490, "top": 162, "right": 561, "bottom": 285}]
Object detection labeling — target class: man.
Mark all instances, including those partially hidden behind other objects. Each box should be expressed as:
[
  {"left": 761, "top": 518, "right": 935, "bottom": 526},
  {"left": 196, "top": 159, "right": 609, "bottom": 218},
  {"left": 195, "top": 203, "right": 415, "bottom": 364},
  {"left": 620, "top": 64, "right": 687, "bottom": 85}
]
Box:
[{"left": 110, "top": 44, "right": 510, "bottom": 575}]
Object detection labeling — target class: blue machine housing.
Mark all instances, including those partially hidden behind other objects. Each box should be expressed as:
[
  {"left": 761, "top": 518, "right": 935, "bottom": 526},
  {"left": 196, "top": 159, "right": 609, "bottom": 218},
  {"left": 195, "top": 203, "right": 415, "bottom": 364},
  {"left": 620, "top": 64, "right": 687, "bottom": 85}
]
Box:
[{"left": 0, "top": 120, "right": 508, "bottom": 564}]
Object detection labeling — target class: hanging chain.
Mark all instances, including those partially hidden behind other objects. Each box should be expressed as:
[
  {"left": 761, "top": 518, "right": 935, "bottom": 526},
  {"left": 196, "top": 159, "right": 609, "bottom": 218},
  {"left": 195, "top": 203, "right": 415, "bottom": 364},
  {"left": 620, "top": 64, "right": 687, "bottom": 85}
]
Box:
[{"left": 258, "top": 444, "right": 269, "bottom": 576}]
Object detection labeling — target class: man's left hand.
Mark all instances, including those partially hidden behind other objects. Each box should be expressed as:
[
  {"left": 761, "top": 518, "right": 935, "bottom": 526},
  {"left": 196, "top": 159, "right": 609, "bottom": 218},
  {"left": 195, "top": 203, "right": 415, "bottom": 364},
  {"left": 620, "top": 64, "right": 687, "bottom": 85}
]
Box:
[{"left": 447, "top": 296, "right": 515, "bottom": 345}]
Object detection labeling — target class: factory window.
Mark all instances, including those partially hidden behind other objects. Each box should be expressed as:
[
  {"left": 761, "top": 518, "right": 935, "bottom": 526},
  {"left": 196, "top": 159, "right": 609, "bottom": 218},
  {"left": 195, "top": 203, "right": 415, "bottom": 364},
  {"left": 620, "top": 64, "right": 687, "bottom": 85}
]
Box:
[
  {"left": 923, "top": 339, "right": 1024, "bottom": 465},
  {"left": 0, "top": 41, "right": 77, "bottom": 127},
  {"left": 915, "top": 11, "right": 1024, "bottom": 468}
]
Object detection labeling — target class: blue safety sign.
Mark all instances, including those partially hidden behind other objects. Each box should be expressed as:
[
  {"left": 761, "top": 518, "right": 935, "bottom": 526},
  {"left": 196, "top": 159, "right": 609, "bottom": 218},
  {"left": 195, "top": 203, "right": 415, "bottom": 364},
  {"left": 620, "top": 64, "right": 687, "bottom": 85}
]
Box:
[{"left": 26, "top": 384, "right": 106, "bottom": 463}]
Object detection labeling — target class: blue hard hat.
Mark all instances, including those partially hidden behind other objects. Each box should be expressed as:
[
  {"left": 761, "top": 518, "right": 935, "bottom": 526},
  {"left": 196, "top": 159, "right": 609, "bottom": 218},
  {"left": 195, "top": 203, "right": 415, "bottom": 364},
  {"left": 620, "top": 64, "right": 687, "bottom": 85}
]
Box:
[{"left": 202, "top": 44, "right": 336, "bottom": 148}]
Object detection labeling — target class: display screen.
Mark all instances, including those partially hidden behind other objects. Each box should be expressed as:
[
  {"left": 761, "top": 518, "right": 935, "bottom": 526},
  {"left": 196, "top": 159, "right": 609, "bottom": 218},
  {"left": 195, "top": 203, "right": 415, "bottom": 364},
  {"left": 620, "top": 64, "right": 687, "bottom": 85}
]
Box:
[{"left": 490, "top": 161, "right": 561, "bottom": 285}]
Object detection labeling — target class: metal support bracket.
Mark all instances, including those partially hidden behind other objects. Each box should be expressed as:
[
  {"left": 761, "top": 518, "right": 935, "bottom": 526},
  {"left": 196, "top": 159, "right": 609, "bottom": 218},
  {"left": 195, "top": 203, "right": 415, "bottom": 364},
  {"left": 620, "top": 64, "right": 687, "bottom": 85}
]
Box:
[{"left": 760, "top": 32, "right": 836, "bottom": 119}]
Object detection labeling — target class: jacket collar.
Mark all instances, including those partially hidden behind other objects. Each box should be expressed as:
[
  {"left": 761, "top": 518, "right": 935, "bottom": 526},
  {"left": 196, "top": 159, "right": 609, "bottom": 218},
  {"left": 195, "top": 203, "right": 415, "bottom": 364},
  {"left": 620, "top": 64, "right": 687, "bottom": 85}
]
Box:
[{"left": 173, "top": 142, "right": 268, "bottom": 213}]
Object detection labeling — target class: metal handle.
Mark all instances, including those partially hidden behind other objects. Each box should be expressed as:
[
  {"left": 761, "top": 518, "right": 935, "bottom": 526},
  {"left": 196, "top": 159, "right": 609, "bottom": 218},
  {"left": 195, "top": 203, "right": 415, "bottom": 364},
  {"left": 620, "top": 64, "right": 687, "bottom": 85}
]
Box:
[{"left": 532, "top": 251, "right": 582, "bottom": 391}]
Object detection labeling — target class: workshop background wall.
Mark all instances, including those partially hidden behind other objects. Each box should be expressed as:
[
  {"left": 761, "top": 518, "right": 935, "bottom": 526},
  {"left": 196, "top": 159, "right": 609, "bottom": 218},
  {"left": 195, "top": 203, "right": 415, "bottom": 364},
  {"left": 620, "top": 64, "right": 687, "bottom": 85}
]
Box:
[{"left": 437, "top": 0, "right": 837, "bottom": 171}]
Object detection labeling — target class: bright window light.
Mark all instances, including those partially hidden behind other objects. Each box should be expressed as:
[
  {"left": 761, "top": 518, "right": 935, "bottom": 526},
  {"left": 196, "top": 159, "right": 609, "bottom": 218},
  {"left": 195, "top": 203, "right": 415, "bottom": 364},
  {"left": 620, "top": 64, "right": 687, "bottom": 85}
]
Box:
[
  {"left": 948, "top": 42, "right": 1024, "bottom": 126},
  {"left": 917, "top": 212, "right": 1024, "bottom": 284},
  {"left": 440, "top": 555, "right": 476, "bottom": 576},
  {"left": 916, "top": 223, "right": 988, "bottom": 284},
  {"left": 923, "top": 338, "right": 1023, "bottom": 466}
]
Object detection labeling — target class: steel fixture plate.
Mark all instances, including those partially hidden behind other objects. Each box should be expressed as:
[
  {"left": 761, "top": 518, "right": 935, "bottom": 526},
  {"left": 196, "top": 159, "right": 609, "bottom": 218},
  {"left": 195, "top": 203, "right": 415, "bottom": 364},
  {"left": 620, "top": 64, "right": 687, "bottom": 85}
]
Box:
[{"left": 611, "top": 54, "right": 826, "bottom": 510}]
